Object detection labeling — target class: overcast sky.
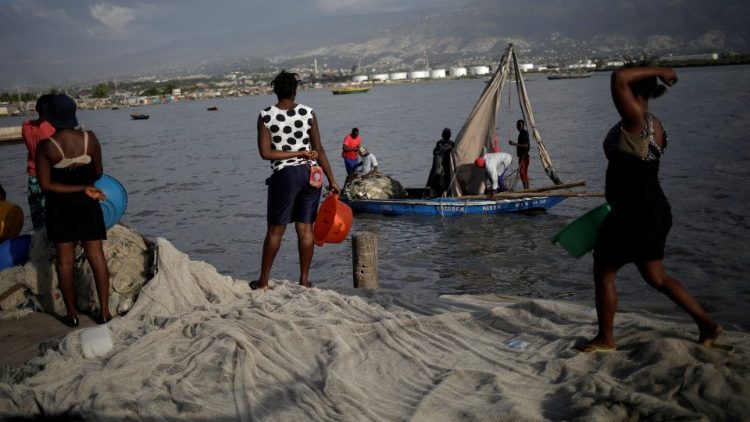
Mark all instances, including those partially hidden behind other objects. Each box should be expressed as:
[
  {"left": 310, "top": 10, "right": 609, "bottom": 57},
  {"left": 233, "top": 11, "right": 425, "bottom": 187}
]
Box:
[
  {"left": 1, "top": 0, "right": 454, "bottom": 86},
  {"left": 3, "top": 0, "right": 746, "bottom": 89}
]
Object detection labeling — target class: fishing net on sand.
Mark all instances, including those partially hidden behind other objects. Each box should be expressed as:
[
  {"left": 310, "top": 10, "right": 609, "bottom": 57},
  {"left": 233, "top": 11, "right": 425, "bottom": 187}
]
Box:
[
  {"left": 0, "top": 225, "right": 151, "bottom": 318},
  {"left": 0, "top": 238, "right": 748, "bottom": 421}
]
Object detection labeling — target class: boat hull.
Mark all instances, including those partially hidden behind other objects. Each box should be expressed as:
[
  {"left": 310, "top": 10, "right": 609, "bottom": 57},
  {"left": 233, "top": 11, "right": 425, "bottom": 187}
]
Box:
[
  {"left": 332, "top": 88, "right": 370, "bottom": 95},
  {"left": 341, "top": 196, "right": 566, "bottom": 216},
  {"left": 547, "top": 73, "right": 592, "bottom": 80}
]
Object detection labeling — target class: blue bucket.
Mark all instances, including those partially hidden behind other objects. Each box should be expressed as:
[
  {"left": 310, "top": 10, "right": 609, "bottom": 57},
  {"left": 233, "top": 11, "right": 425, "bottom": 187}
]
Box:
[
  {"left": 0, "top": 234, "right": 32, "bottom": 271},
  {"left": 95, "top": 174, "right": 128, "bottom": 229}
]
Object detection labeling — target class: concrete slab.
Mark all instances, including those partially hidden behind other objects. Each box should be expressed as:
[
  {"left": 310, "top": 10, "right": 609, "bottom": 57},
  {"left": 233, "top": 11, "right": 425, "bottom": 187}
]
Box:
[{"left": 0, "top": 312, "right": 98, "bottom": 367}]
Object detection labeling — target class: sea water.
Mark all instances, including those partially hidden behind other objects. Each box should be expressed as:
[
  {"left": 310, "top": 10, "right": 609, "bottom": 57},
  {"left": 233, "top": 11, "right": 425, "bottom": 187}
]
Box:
[{"left": 1, "top": 65, "right": 748, "bottom": 330}]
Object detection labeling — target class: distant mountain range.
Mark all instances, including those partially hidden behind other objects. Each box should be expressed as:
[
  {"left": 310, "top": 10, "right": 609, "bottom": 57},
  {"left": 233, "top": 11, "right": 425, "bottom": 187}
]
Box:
[
  {"left": 281, "top": 0, "right": 749, "bottom": 70},
  {"left": 6, "top": 0, "right": 749, "bottom": 89}
]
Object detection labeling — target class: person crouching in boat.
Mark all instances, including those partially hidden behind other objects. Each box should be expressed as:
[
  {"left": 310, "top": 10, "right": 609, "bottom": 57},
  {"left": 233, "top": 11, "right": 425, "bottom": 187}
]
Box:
[
  {"left": 474, "top": 151, "right": 512, "bottom": 197},
  {"left": 253, "top": 70, "right": 340, "bottom": 291},
  {"left": 355, "top": 146, "right": 379, "bottom": 178}
]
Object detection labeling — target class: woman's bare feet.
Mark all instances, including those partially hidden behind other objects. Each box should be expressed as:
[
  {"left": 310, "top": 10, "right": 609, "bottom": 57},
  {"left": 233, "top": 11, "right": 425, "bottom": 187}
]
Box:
[
  {"left": 698, "top": 323, "right": 723, "bottom": 348},
  {"left": 573, "top": 335, "right": 616, "bottom": 353},
  {"left": 249, "top": 280, "right": 272, "bottom": 291}
]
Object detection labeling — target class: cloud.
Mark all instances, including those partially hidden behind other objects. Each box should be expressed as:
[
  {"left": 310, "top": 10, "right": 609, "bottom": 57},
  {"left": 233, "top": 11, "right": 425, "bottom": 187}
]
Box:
[
  {"left": 313, "top": 0, "right": 413, "bottom": 14},
  {"left": 89, "top": 3, "right": 136, "bottom": 37},
  {"left": 32, "top": 8, "right": 78, "bottom": 25}
]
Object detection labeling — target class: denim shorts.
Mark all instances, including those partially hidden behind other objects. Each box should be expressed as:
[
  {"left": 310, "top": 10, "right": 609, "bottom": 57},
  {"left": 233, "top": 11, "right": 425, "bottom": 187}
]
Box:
[
  {"left": 344, "top": 158, "right": 360, "bottom": 174},
  {"left": 266, "top": 165, "right": 322, "bottom": 225}
]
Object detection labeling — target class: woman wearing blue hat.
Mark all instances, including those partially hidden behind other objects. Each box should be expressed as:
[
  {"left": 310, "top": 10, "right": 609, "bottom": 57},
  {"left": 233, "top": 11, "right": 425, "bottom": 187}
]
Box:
[{"left": 35, "top": 94, "right": 112, "bottom": 327}]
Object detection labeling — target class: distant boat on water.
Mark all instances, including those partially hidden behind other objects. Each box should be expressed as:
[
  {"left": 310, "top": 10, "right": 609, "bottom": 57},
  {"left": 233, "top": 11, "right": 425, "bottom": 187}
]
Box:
[
  {"left": 547, "top": 71, "right": 593, "bottom": 80},
  {"left": 207, "top": 106, "right": 218, "bottom": 111},
  {"left": 332, "top": 87, "right": 370, "bottom": 95},
  {"left": 130, "top": 114, "right": 149, "bottom": 120},
  {"left": 0, "top": 126, "right": 22, "bottom": 143}
]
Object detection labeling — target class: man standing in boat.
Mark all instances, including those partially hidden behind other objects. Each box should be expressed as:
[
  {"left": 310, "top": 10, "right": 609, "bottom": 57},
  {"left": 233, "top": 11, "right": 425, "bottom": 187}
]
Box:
[
  {"left": 426, "top": 128, "right": 455, "bottom": 197},
  {"left": 509, "top": 119, "right": 531, "bottom": 190},
  {"left": 342, "top": 128, "right": 361, "bottom": 181}
]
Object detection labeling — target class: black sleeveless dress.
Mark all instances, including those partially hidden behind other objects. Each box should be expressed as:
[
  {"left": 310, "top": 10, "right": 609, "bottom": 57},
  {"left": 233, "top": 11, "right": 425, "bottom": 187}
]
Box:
[
  {"left": 45, "top": 163, "right": 107, "bottom": 243},
  {"left": 593, "top": 115, "right": 671, "bottom": 267}
]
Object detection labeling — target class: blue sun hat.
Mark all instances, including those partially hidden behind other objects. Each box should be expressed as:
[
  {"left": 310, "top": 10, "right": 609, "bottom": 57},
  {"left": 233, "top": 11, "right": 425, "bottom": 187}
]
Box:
[{"left": 46, "top": 94, "right": 79, "bottom": 129}]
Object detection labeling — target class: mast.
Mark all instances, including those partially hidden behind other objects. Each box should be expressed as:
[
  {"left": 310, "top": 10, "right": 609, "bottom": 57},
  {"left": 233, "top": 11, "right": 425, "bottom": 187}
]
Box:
[
  {"left": 448, "top": 44, "right": 562, "bottom": 197},
  {"left": 448, "top": 45, "right": 512, "bottom": 196}
]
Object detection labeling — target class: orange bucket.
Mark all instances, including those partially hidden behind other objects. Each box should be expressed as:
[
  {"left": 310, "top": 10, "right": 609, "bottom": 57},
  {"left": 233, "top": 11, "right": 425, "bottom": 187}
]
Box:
[
  {"left": 0, "top": 200, "right": 24, "bottom": 242},
  {"left": 314, "top": 193, "right": 353, "bottom": 246}
]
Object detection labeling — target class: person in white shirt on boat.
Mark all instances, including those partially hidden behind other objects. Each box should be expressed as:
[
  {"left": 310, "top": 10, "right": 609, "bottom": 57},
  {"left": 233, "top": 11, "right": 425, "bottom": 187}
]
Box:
[
  {"left": 474, "top": 151, "right": 512, "bottom": 195},
  {"left": 355, "top": 146, "right": 379, "bottom": 178}
]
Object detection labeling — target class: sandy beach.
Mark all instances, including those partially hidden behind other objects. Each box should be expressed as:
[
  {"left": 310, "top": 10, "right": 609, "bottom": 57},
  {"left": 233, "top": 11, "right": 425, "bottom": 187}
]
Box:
[{"left": 0, "top": 237, "right": 747, "bottom": 421}]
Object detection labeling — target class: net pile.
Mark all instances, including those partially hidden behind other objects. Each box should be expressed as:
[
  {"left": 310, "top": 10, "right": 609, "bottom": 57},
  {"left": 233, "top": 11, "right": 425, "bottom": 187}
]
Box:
[
  {"left": 342, "top": 174, "right": 407, "bottom": 200},
  {"left": 0, "top": 225, "right": 151, "bottom": 319},
  {"left": 0, "top": 238, "right": 748, "bottom": 421}
]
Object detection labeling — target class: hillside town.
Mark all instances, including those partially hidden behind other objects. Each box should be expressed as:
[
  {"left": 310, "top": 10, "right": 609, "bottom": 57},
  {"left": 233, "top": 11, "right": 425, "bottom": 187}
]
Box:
[{"left": 0, "top": 51, "right": 733, "bottom": 118}]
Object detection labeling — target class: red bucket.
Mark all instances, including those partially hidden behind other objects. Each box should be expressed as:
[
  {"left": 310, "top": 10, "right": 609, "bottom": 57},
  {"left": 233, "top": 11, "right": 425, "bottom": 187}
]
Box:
[{"left": 314, "top": 193, "right": 353, "bottom": 246}]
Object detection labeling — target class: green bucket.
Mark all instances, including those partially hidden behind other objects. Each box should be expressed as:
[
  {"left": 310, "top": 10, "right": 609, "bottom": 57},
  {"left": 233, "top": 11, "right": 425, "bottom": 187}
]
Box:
[{"left": 552, "top": 203, "right": 611, "bottom": 258}]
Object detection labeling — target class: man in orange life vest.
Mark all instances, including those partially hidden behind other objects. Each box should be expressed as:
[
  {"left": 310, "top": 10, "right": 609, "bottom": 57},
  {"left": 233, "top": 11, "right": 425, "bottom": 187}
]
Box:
[{"left": 342, "top": 128, "right": 361, "bottom": 179}]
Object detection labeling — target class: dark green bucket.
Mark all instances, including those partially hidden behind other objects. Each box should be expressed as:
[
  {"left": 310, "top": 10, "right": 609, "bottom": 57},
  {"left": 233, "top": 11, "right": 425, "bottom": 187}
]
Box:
[{"left": 552, "top": 203, "right": 611, "bottom": 258}]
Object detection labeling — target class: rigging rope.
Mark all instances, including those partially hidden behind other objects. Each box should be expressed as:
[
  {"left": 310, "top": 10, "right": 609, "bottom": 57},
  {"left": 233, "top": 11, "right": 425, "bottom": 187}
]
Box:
[{"left": 511, "top": 51, "right": 563, "bottom": 185}]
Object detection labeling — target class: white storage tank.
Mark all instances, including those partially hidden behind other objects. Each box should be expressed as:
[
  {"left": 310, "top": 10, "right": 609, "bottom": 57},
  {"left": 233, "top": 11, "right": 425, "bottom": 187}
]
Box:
[
  {"left": 519, "top": 63, "right": 534, "bottom": 72},
  {"left": 390, "top": 72, "right": 408, "bottom": 80},
  {"left": 430, "top": 69, "right": 447, "bottom": 78},
  {"left": 449, "top": 66, "right": 467, "bottom": 77},
  {"left": 371, "top": 73, "right": 389, "bottom": 81},
  {"left": 469, "top": 66, "right": 490, "bottom": 76},
  {"left": 352, "top": 75, "right": 369, "bottom": 82},
  {"left": 409, "top": 70, "right": 429, "bottom": 79}
]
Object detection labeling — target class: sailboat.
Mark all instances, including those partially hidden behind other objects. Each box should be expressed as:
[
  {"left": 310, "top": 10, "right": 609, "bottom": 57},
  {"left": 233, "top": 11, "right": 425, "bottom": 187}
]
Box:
[{"left": 341, "top": 44, "right": 595, "bottom": 216}]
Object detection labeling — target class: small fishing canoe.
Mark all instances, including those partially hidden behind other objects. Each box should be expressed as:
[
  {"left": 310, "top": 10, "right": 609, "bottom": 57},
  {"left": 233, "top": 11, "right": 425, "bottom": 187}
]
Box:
[{"left": 332, "top": 87, "right": 370, "bottom": 95}]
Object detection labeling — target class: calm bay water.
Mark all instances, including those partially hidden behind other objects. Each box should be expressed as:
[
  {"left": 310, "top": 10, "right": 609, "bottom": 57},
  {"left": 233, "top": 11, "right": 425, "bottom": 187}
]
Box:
[{"left": 2, "top": 65, "right": 749, "bottom": 329}]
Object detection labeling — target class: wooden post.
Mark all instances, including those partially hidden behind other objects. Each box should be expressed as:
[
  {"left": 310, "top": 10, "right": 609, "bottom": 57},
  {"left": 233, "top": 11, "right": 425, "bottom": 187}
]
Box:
[{"left": 352, "top": 232, "right": 378, "bottom": 288}]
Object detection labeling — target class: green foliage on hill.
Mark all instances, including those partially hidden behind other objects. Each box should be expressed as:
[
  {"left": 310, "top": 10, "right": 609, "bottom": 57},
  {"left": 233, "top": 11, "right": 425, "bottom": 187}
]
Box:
[{"left": 92, "top": 83, "right": 110, "bottom": 98}]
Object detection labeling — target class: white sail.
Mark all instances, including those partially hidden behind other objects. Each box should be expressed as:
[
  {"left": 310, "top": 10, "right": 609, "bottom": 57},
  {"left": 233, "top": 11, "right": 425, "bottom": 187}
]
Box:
[{"left": 449, "top": 44, "right": 561, "bottom": 196}]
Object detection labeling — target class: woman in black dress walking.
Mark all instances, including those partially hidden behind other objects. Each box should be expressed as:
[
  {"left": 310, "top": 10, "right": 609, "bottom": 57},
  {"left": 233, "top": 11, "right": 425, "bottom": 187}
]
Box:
[
  {"left": 36, "top": 94, "right": 111, "bottom": 327},
  {"left": 576, "top": 66, "right": 722, "bottom": 352}
]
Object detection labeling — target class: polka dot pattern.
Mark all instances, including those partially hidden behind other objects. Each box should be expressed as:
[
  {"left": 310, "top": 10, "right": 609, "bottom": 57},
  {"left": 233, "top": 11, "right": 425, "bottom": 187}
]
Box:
[{"left": 260, "top": 104, "right": 314, "bottom": 171}]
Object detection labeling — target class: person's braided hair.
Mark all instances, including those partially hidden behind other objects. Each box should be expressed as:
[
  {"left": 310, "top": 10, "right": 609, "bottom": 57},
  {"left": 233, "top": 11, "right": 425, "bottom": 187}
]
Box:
[{"left": 272, "top": 70, "right": 299, "bottom": 99}]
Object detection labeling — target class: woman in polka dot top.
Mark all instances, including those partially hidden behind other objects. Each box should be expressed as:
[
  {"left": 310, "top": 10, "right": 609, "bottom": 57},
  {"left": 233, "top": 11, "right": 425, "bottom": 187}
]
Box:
[{"left": 253, "top": 70, "right": 340, "bottom": 291}]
